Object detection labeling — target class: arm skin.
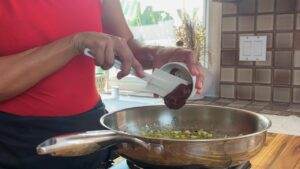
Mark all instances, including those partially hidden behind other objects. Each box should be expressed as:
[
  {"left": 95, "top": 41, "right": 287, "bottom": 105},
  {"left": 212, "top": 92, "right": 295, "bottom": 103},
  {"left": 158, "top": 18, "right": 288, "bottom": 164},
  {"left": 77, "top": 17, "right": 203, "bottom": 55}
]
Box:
[
  {"left": 0, "top": 0, "right": 146, "bottom": 103},
  {"left": 0, "top": 36, "right": 78, "bottom": 102}
]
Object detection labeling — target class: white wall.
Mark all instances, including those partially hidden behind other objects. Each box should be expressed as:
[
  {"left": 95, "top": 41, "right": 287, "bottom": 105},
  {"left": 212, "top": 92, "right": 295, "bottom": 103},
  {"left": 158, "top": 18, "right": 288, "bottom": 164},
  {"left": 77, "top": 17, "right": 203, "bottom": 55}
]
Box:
[{"left": 205, "top": 0, "right": 222, "bottom": 97}]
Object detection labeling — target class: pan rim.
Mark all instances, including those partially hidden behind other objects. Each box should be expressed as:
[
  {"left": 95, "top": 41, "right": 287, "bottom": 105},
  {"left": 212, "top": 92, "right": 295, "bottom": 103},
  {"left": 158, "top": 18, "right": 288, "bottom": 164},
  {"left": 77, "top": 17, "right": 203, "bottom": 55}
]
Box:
[{"left": 100, "top": 104, "right": 272, "bottom": 142}]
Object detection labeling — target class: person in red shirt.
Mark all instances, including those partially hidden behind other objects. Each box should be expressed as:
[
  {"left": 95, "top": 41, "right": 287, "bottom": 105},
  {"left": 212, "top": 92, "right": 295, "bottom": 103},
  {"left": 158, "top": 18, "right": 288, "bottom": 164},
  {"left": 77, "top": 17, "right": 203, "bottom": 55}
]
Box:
[{"left": 0, "top": 0, "right": 204, "bottom": 169}]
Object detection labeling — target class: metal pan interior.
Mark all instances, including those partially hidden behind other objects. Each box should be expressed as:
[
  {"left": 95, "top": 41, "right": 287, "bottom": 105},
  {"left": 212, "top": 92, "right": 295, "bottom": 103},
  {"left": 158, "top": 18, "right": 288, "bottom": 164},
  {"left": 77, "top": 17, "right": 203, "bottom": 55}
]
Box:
[{"left": 100, "top": 104, "right": 271, "bottom": 142}]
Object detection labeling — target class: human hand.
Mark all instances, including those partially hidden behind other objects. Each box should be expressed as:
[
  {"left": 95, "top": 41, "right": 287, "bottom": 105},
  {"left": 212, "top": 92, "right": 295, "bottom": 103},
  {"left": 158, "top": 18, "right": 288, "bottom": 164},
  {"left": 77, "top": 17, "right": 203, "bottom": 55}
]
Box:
[
  {"left": 151, "top": 47, "right": 204, "bottom": 94},
  {"left": 72, "top": 32, "right": 144, "bottom": 79}
]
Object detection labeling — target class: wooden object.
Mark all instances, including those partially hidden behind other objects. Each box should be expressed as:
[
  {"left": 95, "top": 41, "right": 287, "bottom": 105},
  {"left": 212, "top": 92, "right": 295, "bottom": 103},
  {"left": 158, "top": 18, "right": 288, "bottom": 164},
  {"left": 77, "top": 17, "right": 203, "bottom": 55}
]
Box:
[
  {"left": 251, "top": 133, "right": 300, "bottom": 169},
  {"left": 113, "top": 133, "right": 300, "bottom": 169}
]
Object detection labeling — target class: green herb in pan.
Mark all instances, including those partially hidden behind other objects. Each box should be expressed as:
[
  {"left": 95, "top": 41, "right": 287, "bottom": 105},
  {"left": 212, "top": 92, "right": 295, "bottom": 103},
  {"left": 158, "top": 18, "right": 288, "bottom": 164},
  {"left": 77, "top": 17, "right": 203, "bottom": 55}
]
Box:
[{"left": 141, "top": 129, "right": 213, "bottom": 140}]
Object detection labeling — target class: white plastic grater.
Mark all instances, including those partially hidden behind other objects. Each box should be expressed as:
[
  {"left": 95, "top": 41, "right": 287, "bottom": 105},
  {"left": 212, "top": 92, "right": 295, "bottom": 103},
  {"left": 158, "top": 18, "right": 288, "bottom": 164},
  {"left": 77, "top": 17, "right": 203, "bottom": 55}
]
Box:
[{"left": 84, "top": 48, "right": 189, "bottom": 97}]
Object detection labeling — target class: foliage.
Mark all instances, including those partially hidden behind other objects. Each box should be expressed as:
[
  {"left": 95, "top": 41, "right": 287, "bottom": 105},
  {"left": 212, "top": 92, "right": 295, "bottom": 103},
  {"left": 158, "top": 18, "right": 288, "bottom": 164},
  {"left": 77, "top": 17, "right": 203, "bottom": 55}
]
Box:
[
  {"left": 175, "top": 9, "right": 210, "bottom": 64},
  {"left": 121, "top": 0, "right": 173, "bottom": 27},
  {"left": 95, "top": 67, "right": 105, "bottom": 75}
]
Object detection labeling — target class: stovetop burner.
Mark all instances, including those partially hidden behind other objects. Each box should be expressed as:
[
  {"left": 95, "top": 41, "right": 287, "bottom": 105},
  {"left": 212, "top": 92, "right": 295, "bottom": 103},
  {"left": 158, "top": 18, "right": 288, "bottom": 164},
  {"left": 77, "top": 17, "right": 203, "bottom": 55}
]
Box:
[{"left": 109, "top": 160, "right": 251, "bottom": 169}]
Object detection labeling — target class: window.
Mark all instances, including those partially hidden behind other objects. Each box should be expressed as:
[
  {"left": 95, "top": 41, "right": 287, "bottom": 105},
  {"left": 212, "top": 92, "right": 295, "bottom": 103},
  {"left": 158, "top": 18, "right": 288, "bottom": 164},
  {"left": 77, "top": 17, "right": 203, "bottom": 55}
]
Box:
[
  {"left": 104, "top": 0, "right": 208, "bottom": 94},
  {"left": 121, "top": 0, "right": 206, "bottom": 46}
]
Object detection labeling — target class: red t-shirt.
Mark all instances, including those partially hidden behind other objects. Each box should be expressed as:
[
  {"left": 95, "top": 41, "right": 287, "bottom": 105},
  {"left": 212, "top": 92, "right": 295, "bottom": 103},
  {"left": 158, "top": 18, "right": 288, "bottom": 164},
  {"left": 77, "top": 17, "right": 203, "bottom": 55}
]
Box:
[{"left": 0, "top": 0, "right": 102, "bottom": 117}]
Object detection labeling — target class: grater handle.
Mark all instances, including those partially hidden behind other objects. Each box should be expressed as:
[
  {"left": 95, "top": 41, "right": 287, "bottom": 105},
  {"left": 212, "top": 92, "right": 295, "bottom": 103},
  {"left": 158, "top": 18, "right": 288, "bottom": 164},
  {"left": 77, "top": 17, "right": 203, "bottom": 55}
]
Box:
[{"left": 84, "top": 48, "right": 152, "bottom": 82}]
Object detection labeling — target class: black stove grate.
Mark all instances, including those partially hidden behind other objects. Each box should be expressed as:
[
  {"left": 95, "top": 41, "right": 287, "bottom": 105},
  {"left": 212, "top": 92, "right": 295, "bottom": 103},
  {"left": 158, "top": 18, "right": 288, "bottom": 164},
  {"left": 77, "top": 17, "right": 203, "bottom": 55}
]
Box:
[{"left": 126, "top": 160, "right": 251, "bottom": 169}]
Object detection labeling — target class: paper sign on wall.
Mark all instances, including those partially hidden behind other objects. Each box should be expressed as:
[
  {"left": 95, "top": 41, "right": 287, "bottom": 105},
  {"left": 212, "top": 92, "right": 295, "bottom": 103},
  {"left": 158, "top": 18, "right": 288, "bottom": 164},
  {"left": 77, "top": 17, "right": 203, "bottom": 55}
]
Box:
[{"left": 239, "top": 36, "right": 267, "bottom": 61}]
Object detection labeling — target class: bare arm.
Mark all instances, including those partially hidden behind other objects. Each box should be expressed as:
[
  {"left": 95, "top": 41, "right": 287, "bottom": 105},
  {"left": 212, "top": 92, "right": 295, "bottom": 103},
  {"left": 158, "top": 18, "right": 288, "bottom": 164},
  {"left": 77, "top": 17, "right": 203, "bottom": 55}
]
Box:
[
  {"left": 0, "top": 31, "right": 144, "bottom": 102},
  {"left": 0, "top": 36, "right": 77, "bottom": 101}
]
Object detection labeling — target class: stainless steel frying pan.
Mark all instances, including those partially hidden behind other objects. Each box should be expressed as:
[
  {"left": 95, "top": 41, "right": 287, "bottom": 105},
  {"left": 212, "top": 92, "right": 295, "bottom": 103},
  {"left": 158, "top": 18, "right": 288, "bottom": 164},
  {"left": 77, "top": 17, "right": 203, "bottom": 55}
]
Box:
[{"left": 37, "top": 105, "right": 271, "bottom": 168}]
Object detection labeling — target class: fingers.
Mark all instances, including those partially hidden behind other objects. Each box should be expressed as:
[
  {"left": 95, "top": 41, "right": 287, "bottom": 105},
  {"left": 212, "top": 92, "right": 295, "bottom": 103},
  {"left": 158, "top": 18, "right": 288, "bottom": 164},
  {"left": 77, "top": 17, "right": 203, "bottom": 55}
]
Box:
[
  {"left": 172, "top": 48, "right": 204, "bottom": 94},
  {"left": 112, "top": 37, "right": 144, "bottom": 79},
  {"left": 101, "top": 40, "right": 115, "bottom": 70},
  {"left": 184, "top": 51, "right": 197, "bottom": 75},
  {"left": 186, "top": 62, "right": 198, "bottom": 76},
  {"left": 84, "top": 34, "right": 108, "bottom": 67},
  {"left": 171, "top": 49, "right": 198, "bottom": 75},
  {"left": 112, "top": 37, "right": 134, "bottom": 79},
  {"left": 93, "top": 45, "right": 105, "bottom": 66},
  {"left": 194, "top": 65, "right": 204, "bottom": 94},
  {"left": 181, "top": 51, "right": 203, "bottom": 93},
  {"left": 132, "top": 58, "right": 145, "bottom": 78},
  {"left": 80, "top": 33, "right": 143, "bottom": 79}
]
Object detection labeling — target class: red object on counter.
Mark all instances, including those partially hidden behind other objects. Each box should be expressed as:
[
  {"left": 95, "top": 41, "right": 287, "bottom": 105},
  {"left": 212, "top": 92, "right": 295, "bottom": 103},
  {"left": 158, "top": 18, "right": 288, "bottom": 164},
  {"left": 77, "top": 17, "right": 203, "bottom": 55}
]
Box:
[{"left": 0, "top": 0, "right": 102, "bottom": 116}]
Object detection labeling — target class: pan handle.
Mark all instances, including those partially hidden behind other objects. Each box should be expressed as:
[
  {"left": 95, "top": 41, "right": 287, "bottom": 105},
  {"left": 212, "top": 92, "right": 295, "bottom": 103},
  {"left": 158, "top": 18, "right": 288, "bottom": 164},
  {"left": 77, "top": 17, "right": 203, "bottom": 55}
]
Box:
[{"left": 36, "top": 130, "right": 150, "bottom": 157}]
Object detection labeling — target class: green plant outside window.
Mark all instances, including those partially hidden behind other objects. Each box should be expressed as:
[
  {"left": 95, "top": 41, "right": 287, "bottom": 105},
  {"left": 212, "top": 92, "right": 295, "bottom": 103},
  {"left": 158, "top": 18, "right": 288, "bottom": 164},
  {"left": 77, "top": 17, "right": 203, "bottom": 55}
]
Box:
[
  {"left": 121, "top": 0, "right": 173, "bottom": 27},
  {"left": 95, "top": 67, "right": 105, "bottom": 75}
]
